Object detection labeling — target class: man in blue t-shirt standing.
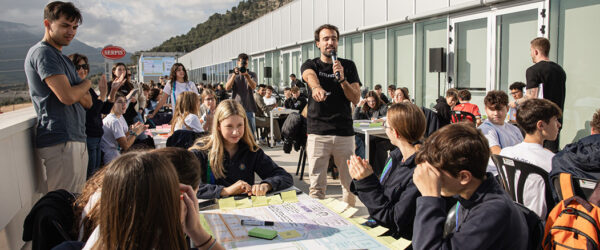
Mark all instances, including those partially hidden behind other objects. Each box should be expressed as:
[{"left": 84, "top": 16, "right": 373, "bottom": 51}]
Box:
[{"left": 25, "top": 1, "right": 92, "bottom": 193}]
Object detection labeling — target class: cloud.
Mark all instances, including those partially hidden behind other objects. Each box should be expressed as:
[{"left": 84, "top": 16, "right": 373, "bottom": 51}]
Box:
[{"left": 0, "top": 0, "right": 241, "bottom": 52}]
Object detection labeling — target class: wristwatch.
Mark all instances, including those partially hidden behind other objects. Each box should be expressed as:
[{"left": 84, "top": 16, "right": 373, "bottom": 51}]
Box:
[
  {"left": 129, "top": 130, "right": 137, "bottom": 136},
  {"left": 337, "top": 78, "right": 346, "bottom": 84}
]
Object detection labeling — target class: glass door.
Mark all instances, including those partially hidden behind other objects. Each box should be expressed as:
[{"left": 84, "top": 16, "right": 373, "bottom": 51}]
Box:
[{"left": 280, "top": 48, "right": 301, "bottom": 87}]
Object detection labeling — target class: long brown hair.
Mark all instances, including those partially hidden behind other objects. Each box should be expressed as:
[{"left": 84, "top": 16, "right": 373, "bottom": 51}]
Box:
[
  {"left": 111, "top": 62, "right": 133, "bottom": 91},
  {"left": 170, "top": 91, "right": 200, "bottom": 134},
  {"left": 152, "top": 147, "right": 203, "bottom": 188},
  {"left": 189, "top": 99, "right": 258, "bottom": 179},
  {"left": 362, "top": 90, "right": 384, "bottom": 113},
  {"left": 169, "top": 63, "right": 188, "bottom": 83},
  {"left": 92, "top": 151, "right": 186, "bottom": 250},
  {"left": 387, "top": 103, "right": 426, "bottom": 144},
  {"left": 74, "top": 167, "right": 107, "bottom": 242}
]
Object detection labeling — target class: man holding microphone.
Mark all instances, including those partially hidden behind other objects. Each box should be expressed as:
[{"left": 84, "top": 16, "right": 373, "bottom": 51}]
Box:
[{"left": 301, "top": 24, "right": 361, "bottom": 206}]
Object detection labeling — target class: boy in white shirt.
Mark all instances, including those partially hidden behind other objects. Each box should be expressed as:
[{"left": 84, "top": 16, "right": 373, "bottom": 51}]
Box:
[
  {"left": 479, "top": 90, "right": 524, "bottom": 175},
  {"left": 500, "top": 98, "right": 561, "bottom": 217}
]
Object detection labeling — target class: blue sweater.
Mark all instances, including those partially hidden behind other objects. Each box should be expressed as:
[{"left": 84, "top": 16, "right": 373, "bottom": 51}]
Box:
[
  {"left": 412, "top": 173, "right": 528, "bottom": 250},
  {"left": 351, "top": 148, "right": 420, "bottom": 239},
  {"left": 192, "top": 142, "right": 293, "bottom": 199}
]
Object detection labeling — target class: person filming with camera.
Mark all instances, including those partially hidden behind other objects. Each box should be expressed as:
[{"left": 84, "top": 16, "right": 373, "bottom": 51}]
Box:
[{"left": 226, "top": 53, "right": 258, "bottom": 136}]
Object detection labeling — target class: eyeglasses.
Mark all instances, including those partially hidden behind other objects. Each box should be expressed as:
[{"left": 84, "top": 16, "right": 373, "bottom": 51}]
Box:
[
  {"left": 383, "top": 121, "right": 390, "bottom": 129},
  {"left": 75, "top": 64, "right": 89, "bottom": 71}
]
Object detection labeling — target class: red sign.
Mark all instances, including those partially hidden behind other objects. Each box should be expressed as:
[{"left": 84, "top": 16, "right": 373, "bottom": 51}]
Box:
[{"left": 101, "top": 46, "right": 126, "bottom": 60}]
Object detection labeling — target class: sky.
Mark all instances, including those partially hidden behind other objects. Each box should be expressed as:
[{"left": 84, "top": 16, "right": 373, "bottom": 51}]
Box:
[{"left": 0, "top": 0, "right": 243, "bottom": 52}]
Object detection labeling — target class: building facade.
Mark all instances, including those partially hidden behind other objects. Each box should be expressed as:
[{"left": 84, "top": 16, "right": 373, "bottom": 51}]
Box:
[{"left": 179, "top": 0, "right": 600, "bottom": 147}]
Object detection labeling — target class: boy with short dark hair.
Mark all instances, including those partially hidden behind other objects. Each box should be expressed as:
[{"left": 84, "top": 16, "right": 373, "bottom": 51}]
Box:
[
  {"left": 499, "top": 98, "right": 561, "bottom": 217},
  {"left": 479, "top": 90, "right": 523, "bottom": 175},
  {"left": 433, "top": 88, "right": 459, "bottom": 126},
  {"left": 508, "top": 81, "right": 526, "bottom": 122},
  {"left": 453, "top": 89, "right": 481, "bottom": 125},
  {"left": 412, "top": 124, "right": 528, "bottom": 250},
  {"left": 374, "top": 84, "right": 389, "bottom": 104}
]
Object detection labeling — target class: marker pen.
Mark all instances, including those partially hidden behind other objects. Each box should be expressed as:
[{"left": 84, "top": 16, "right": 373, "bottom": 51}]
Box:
[{"left": 241, "top": 220, "right": 274, "bottom": 226}]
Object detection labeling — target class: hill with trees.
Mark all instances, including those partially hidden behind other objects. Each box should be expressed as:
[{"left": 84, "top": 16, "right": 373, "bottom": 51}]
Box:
[{"left": 150, "top": 0, "right": 293, "bottom": 52}]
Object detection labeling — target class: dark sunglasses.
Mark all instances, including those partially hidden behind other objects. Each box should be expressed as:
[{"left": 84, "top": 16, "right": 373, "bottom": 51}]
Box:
[{"left": 75, "top": 64, "right": 89, "bottom": 70}]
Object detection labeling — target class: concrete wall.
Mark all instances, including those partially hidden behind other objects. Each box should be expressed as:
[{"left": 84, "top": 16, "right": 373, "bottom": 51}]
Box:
[{"left": 0, "top": 107, "right": 42, "bottom": 250}]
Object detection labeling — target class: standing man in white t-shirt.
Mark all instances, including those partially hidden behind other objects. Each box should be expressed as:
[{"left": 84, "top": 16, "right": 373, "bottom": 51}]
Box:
[
  {"left": 500, "top": 98, "right": 562, "bottom": 218},
  {"left": 148, "top": 63, "right": 198, "bottom": 119},
  {"left": 479, "top": 90, "right": 524, "bottom": 175}
]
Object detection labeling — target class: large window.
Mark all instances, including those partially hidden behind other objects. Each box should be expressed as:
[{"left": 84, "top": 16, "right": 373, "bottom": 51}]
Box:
[
  {"left": 365, "top": 30, "right": 386, "bottom": 90},
  {"left": 455, "top": 18, "right": 488, "bottom": 90},
  {"left": 345, "top": 34, "right": 364, "bottom": 84},
  {"left": 387, "top": 25, "right": 413, "bottom": 97},
  {"left": 416, "top": 19, "right": 447, "bottom": 108},
  {"left": 272, "top": 51, "right": 281, "bottom": 87}
]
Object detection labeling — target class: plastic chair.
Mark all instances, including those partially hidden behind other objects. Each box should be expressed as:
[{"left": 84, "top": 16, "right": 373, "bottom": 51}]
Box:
[
  {"left": 450, "top": 110, "right": 476, "bottom": 124},
  {"left": 552, "top": 174, "right": 599, "bottom": 201},
  {"left": 491, "top": 155, "right": 554, "bottom": 216}
]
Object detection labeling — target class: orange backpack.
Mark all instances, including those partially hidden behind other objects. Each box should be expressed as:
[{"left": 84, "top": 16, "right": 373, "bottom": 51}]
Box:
[{"left": 543, "top": 173, "right": 600, "bottom": 250}]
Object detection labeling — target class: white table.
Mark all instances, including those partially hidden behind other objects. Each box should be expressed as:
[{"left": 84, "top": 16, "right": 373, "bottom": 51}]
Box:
[
  {"left": 268, "top": 108, "right": 298, "bottom": 147},
  {"left": 352, "top": 120, "right": 387, "bottom": 160},
  {"left": 147, "top": 127, "right": 170, "bottom": 148}
]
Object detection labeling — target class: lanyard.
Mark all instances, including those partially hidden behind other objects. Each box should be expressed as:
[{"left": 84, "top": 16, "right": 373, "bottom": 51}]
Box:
[
  {"left": 455, "top": 202, "right": 460, "bottom": 232},
  {"left": 379, "top": 158, "right": 394, "bottom": 182},
  {"left": 171, "top": 82, "right": 177, "bottom": 105}
]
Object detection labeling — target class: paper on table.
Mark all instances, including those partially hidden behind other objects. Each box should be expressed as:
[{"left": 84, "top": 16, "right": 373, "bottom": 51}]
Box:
[
  {"left": 391, "top": 238, "right": 412, "bottom": 250},
  {"left": 198, "top": 214, "right": 214, "bottom": 236},
  {"left": 280, "top": 190, "right": 298, "bottom": 203},
  {"left": 340, "top": 207, "right": 359, "bottom": 218},
  {"left": 251, "top": 196, "right": 269, "bottom": 207},
  {"left": 279, "top": 230, "right": 301, "bottom": 239},
  {"left": 218, "top": 197, "right": 236, "bottom": 210},
  {"left": 367, "top": 226, "right": 389, "bottom": 237},
  {"left": 267, "top": 195, "right": 283, "bottom": 205},
  {"left": 235, "top": 198, "right": 252, "bottom": 209},
  {"left": 329, "top": 200, "right": 349, "bottom": 213}
]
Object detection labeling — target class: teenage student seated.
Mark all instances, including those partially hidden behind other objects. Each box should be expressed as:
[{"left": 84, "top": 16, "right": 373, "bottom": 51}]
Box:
[
  {"left": 353, "top": 90, "right": 388, "bottom": 121},
  {"left": 500, "top": 98, "right": 561, "bottom": 218},
  {"left": 479, "top": 90, "right": 523, "bottom": 175},
  {"left": 412, "top": 124, "right": 529, "bottom": 250},
  {"left": 453, "top": 89, "right": 481, "bottom": 125},
  {"left": 348, "top": 102, "right": 425, "bottom": 239},
  {"left": 100, "top": 93, "right": 146, "bottom": 164},
  {"left": 76, "top": 151, "right": 222, "bottom": 250},
  {"left": 190, "top": 99, "right": 293, "bottom": 199},
  {"left": 170, "top": 91, "right": 204, "bottom": 133}
]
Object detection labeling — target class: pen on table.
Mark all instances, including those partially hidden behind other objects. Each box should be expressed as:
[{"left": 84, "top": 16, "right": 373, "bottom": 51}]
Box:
[{"left": 241, "top": 219, "right": 274, "bottom": 226}]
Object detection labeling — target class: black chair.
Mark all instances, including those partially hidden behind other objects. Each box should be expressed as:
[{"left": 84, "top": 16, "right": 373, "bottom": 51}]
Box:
[
  {"left": 166, "top": 130, "right": 206, "bottom": 149},
  {"left": 491, "top": 155, "right": 554, "bottom": 217},
  {"left": 295, "top": 144, "right": 307, "bottom": 180},
  {"left": 450, "top": 110, "right": 476, "bottom": 124},
  {"left": 23, "top": 190, "right": 76, "bottom": 250},
  {"left": 552, "top": 174, "right": 599, "bottom": 201}
]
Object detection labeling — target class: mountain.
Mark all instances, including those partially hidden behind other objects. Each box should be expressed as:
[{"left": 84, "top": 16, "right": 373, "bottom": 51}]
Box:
[
  {"left": 0, "top": 20, "right": 131, "bottom": 86},
  {"left": 150, "top": 0, "right": 294, "bottom": 52}
]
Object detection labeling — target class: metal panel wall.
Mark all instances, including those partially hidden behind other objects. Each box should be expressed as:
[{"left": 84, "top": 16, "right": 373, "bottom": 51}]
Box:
[
  {"left": 388, "top": 0, "right": 414, "bottom": 21},
  {"left": 265, "top": 14, "right": 273, "bottom": 50},
  {"left": 258, "top": 17, "right": 266, "bottom": 52},
  {"left": 364, "top": 0, "right": 387, "bottom": 26},
  {"left": 301, "top": 0, "right": 314, "bottom": 41},
  {"left": 344, "top": 0, "right": 364, "bottom": 31},
  {"left": 313, "top": 0, "right": 328, "bottom": 31},
  {"left": 328, "top": 0, "right": 345, "bottom": 32},
  {"left": 281, "top": 5, "right": 292, "bottom": 45},
  {"left": 416, "top": 0, "right": 449, "bottom": 13},
  {"left": 290, "top": 1, "right": 303, "bottom": 44},
  {"left": 272, "top": 10, "right": 282, "bottom": 47}
]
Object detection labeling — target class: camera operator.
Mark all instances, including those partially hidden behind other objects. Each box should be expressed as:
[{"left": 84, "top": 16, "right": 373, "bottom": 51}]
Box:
[{"left": 225, "top": 53, "right": 258, "bottom": 135}]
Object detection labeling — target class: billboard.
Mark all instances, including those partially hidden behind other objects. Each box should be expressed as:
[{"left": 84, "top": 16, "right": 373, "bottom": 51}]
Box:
[{"left": 140, "top": 56, "right": 175, "bottom": 76}]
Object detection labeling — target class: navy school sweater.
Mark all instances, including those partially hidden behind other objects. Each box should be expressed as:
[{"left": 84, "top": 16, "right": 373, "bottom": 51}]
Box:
[
  {"left": 192, "top": 142, "right": 293, "bottom": 199},
  {"left": 351, "top": 148, "right": 420, "bottom": 239},
  {"left": 412, "top": 173, "right": 529, "bottom": 250}
]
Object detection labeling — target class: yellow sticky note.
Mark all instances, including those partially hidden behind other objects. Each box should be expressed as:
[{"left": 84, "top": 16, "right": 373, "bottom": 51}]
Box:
[
  {"left": 251, "top": 195, "right": 269, "bottom": 207},
  {"left": 329, "top": 200, "right": 349, "bottom": 213},
  {"left": 367, "top": 226, "right": 389, "bottom": 237},
  {"left": 218, "top": 197, "right": 236, "bottom": 210},
  {"left": 281, "top": 190, "right": 298, "bottom": 203},
  {"left": 267, "top": 195, "right": 283, "bottom": 205},
  {"left": 340, "top": 207, "right": 359, "bottom": 218},
  {"left": 279, "top": 230, "right": 301, "bottom": 239},
  {"left": 235, "top": 198, "right": 252, "bottom": 209},
  {"left": 391, "top": 238, "right": 412, "bottom": 250},
  {"left": 352, "top": 217, "right": 368, "bottom": 224},
  {"left": 198, "top": 214, "right": 213, "bottom": 236},
  {"left": 318, "top": 197, "right": 335, "bottom": 205},
  {"left": 378, "top": 236, "right": 397, "bottom": 245}
]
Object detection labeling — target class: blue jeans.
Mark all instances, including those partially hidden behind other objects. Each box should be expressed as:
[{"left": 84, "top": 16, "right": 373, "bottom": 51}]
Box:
[
  {"left": 246, "top": 111, "right": 256, "bottom": 139},
  {"left": 86, "top": 137, "right": 102, "bottom": 179}
]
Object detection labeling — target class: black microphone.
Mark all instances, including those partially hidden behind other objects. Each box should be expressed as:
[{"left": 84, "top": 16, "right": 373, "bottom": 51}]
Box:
[{"left": 331, "top": 50, "right": 340, "bottom": 80}]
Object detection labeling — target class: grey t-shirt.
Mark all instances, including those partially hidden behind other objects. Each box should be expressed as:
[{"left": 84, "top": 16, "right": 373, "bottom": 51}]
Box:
[
  {"left": 25, "top": 41, "right": 87, "bottom": 148},
  {"left": 230, "top": 71, "right": 257, "bottom": 113}
]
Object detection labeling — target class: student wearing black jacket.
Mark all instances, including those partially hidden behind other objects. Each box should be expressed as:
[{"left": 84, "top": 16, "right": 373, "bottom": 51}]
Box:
[
  {"left": 190, "top": 99, "right": 293, "bottom": 199},
  {"left": 348, "top": 103, "right": 425, "bottom": 239},
  {"left": 412, "top": 124, "right": 528, "bottom": 250}
]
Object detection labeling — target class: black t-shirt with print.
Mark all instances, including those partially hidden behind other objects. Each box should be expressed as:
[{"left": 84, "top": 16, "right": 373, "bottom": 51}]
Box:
[
  {"left": 300, "top": 58, "right": 361, "bottom": 136},
  {"left": 525, "top": 61, "right": 566, "bottom": 110}
]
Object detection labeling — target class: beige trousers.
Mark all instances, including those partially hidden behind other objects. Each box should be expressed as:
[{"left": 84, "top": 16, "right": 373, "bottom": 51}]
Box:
[
  {"left": 306, "top": 134, "right": 356, "bottom": 206},
  {"left": 37, "top": 141, "right": 88, "bottom": 193}
]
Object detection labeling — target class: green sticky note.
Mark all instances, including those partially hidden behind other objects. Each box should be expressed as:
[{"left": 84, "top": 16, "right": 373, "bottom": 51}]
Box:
[
  {"left": 267, "top": 195, "right": 283, "bottom": 205},
  {"left": 218, "top": 197, "right": 236, "bottom": 210},
  {"left": 391, "top": 238, "right": 412, "bottom": 249},
  {"left": 235, "top": 198, "right": 252, "bottom": 209},
  {"left": 251, "top": 195, "right": 269, "bottom": 207},
  {"left": 369, "top": 122, "right": 383, "bottom": 127},
  {"left": 248, "top": 227, "right": 278, "bottom": 240},
  {"left": 198, "top": 214, "right": 213, "bottom": 236},
  {"left": 279, "top": 230, "right": 301, "bottom": 239},
  {"left": 367, "top": 226, "right": 389, "bottom": 237},
  {"left": 280, "top": 190, "right": 298, "bottom": 203},
  {"left": 353, "top": 123, "right": 360, "bottom": 127},
  {"left": 340, "top": 207, "right": 359, "bottom": 218}
]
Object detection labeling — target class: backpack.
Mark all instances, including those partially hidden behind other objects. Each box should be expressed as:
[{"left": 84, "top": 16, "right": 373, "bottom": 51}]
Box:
[{"left": 543, "top": 173, "right": 600, "bottom": 250}]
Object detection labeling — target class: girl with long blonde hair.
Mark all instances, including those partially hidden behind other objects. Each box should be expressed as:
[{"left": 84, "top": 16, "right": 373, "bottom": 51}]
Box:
[
  {"left": 170, "top": 91, "right": 203, "bottom": 133},
  {"left": 190, "top": 99, "right": 292, "bottom": 199}
]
